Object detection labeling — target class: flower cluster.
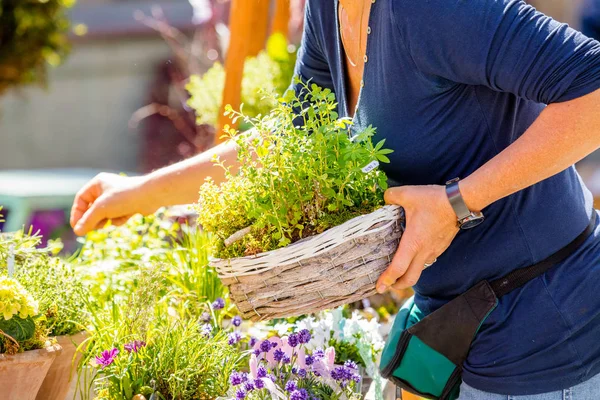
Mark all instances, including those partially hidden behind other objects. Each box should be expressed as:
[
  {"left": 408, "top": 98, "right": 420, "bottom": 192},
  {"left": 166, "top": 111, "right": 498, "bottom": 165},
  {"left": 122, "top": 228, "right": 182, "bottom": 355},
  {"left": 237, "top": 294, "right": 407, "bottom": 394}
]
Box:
[
  {"left": 227, "top": 329, "right": 361, "bottom": 400},
  {"left": 94, "top": 340, "right": 146, "bottom": 369},
  {"left": 0, "top": 276, "right": 38, "bottom": 320}
]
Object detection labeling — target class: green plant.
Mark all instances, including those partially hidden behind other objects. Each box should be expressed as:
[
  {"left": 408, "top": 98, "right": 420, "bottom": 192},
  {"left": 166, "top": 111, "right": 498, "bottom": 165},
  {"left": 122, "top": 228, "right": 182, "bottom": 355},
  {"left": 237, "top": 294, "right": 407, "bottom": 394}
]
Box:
[
  {"left": 79, "top": 270, "right": 244, "bottom": 400},
  {"left": 0, "top": 276, "right": 46, "bottom": 354},
  {"left": 196, "top": 80, "right": 393, "bottom": 259},
  {"left": 186, "top": 33, "right": 296, "bottom": 128},
  {"left": 16, "top": 256, "right": 88, "bottom": 337},
  {"left": 0, "top": 0, "right": 76, "bottom": 94}
]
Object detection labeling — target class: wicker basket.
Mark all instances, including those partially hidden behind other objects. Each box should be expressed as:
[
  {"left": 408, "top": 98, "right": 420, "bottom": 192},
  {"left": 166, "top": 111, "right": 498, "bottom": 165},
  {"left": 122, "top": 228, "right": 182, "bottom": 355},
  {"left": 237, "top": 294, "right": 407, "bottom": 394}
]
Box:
[{"left": 211, "top": 205, "right": 405, "bottom": 321}]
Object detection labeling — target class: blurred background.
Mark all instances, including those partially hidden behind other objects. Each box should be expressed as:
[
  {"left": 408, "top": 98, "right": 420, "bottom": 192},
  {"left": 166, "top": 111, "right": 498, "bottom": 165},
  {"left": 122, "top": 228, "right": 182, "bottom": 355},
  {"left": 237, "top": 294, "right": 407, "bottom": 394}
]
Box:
[{"left": 1, "top": 0, "right": 599, "bottom": 248}]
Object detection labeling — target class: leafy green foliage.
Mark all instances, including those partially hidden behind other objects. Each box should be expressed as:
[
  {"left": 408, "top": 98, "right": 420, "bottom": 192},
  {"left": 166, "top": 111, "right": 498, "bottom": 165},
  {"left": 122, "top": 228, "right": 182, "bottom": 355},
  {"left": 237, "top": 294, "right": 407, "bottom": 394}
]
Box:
[
  {"left": 0, "top": 316, "right": 35, "bottom": 342},
  {"left": 72, "top": 209, "right": 225, "bottom": 314},
  {"left": 0, "top": 0, "right": 75, "bottom": 94},
  {"left": 0, "top": 224, "right": 88, "bottom": 337},
  {"left": 186, "top": 33, "right": 296, "bottom": 127},
  {"left": 80, "top": 270, "right": 243, "bottom": 400},
  {"left": 197, "top": 80, "right": 393, "bottom": 258}
]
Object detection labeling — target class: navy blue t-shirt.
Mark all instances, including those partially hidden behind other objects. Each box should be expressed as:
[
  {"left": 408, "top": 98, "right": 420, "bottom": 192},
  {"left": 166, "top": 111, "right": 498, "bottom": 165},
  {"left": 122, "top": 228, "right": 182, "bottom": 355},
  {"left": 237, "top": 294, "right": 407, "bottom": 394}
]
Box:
[{"left": 292, "top": 0, "right": 600, "bottom": 395}]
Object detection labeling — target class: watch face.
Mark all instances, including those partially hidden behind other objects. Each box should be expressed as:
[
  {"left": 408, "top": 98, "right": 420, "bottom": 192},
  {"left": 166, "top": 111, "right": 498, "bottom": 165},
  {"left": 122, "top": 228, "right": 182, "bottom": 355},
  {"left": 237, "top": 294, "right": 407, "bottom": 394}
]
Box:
[{"left": 460, "top": 216, "right": 485, "bottom": 230}]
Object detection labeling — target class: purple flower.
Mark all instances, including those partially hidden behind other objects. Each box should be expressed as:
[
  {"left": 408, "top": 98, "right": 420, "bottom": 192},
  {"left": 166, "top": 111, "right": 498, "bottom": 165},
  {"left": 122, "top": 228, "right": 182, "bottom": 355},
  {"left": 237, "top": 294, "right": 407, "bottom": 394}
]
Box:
[
  {"left": 254, "top": 378, "right": 265, "bottom": 389},
  {"left": 244, "top": 382, "right": 255, "bottom": 392},
  {"left": 235, "top": 389, "right": 246, "bottom": 399},
  {"left": 240, "top": 372, "right": 249, "bottom": 382},
  {"left": 268, "top": 374, "right": 277, "bottom": 382},
  {"left": 298, "top": 329, "right": 311, "bottom": 344},
  {"left": 290, "top": 389, "right": 309, "bottom": 400},
  {"left": 273, "top": 349, "right": 285, "bottom": 362},
  {"left": 257, "top": 365, "right": 267, "bottom": 378},
  {"left": 270, "top": 341, "right": 278, "bottom": 349},
  {"left": 201, "top": 312, "right": 211, "bottom": 322},
  {"left": 353, "top": 373, "right": 362, "bottom": 383},
  {"left": 201, "top": 323, "right": 213, "bottom": 338},
  {"left": 123, "top": 340, "right": 146, "bottom": 353},
  {"left": 285, "top": 380, "right": 297, "bottom": 392},
  {"left": 297, "top": 368, "right": 307, "bottom": 378},
  {"left": 313, "top": 349, "right": 324, "bottom": 359},
  {"left": 304, "top": 355, "right": 314, "bottom": 366},
  {"left": 232, "top": 315, "right": 242, "bottom": 327},
  {"left": 228, "top": 332, "right": 243, "bottom": 346},
  {"left": 288, "top": 333, "right": 299, "bottom": 348},
  {"left": 282, "top": 355, "right": 291, "bottom": 364},
  {"left": 230, "top": 372, "right": 243, "bottom": 386},
  {"left": 253, "top": 349, "right": 261, "bottom": 357},
  {"left": 344, "top": 360, "right": 358, "bottom": 370},
  {"left": 95, "top": 348, "right": 119, "bottom": 368},
  {"left": 212, "top": 297, "right": 225, "bottom": 310},
  {"left": 260, "top": 340, "right": 272, "bottom": 353},
  {"left": 249, "top": 337, "right": 258, "bottom": 347}
]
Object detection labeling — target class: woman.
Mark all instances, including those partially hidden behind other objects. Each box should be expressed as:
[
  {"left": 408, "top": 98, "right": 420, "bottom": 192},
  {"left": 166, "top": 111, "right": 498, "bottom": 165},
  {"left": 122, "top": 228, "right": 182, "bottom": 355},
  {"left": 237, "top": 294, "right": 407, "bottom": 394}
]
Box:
[{"left": 71, "top": 0, "right": 600, "bottom": 398}]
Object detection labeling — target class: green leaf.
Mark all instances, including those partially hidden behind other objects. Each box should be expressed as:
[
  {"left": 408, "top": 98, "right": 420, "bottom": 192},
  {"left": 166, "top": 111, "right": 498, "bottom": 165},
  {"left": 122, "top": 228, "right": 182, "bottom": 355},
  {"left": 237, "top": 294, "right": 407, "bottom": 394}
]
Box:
[
  {"left": 0, "top": 316, "right": 35, "bottom": 342},
  {"left": 374, "top": 139, "right": 386, "bottom": 151},
  {"left": 376, "top": 154, "right": 391, "bottom": 163}
]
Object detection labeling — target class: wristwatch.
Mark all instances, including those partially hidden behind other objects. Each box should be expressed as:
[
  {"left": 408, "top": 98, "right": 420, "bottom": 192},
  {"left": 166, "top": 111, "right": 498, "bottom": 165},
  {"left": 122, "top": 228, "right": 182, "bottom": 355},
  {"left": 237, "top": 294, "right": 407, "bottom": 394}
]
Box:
[{"left": 445, "top": 178, "right": 485, "bottom": 230}]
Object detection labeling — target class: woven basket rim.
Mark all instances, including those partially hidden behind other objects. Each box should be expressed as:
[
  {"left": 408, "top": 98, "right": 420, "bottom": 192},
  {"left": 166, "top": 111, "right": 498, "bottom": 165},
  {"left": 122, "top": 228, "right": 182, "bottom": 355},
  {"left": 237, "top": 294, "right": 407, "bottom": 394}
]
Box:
[{"left": 210, "top": 204, "right": 403, "bottom": 278}]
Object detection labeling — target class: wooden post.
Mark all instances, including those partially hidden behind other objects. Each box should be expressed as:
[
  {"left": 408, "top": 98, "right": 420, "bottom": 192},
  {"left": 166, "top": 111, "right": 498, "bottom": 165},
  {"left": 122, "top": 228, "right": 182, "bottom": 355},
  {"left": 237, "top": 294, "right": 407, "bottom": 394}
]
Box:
[{"left": 271, "top": 0, "right": 290, "bottom": 39}]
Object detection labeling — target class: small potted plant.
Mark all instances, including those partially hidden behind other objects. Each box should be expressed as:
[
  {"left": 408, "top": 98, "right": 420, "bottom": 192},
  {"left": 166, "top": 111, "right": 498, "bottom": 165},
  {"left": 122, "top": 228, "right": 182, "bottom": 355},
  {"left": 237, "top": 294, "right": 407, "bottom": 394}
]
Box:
[
  {"left": 198, "top": 81, "right": 402, "bottom": 321},
  {"left": 0, "top": 276, "right": 61, "bottom": 400}
]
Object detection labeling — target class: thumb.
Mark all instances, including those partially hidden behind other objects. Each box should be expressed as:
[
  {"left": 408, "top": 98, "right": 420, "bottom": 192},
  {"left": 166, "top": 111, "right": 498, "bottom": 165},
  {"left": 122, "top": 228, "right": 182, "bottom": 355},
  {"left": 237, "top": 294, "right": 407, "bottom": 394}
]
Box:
[{"left": 73, "top": 200, "right": 107, "bottom": 236}]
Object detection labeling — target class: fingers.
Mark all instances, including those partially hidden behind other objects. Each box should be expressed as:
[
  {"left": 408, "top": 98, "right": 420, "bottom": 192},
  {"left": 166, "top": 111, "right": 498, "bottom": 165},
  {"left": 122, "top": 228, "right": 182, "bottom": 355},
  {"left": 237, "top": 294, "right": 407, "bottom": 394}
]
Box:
[
  {"left": 376, "top": 229, "right": 419, "bottom": 293},
  {"left": 73, "top": 202, "right": 107, "bottom": 236},
  {"left": 391, "top": 252, "right": 430, "bottom": 291},
  {"left": 70, "top": 178, "right": 101, "bottom": 228}
]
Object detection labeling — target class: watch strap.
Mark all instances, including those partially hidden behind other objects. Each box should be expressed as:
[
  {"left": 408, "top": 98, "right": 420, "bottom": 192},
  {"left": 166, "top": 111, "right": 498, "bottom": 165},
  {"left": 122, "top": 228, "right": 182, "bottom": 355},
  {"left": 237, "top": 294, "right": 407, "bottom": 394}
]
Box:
[{"left": 446, "top": 180, "right": 471, "bottom": 220}]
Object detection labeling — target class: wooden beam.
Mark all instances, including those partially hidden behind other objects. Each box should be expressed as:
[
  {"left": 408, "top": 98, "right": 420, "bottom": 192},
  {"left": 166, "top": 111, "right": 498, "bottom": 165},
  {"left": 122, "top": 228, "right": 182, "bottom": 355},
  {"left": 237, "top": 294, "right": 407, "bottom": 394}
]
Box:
[
  {"left": 271, "top": 0, "right": 290, "bottom": 39},
  {"left": 217, "top": 0, "right": 271, "bottom": 140}
]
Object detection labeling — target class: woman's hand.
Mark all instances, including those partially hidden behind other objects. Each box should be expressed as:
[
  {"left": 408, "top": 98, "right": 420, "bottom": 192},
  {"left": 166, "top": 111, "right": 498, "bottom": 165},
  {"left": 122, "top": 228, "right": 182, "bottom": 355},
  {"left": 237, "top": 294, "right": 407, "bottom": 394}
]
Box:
[
  {"left": 376, "top": 185, "right": 460, "bottom": 293},
  {"left": 70, "top": 173, "right": 156, "bottom": 236}
]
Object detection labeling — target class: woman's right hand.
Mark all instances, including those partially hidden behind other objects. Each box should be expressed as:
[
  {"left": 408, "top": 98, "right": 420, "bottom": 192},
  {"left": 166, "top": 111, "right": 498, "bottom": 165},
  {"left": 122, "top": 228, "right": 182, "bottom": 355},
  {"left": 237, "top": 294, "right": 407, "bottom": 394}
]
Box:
[{"left": 70, "top": 172, "right": 156, "bottom": 236}]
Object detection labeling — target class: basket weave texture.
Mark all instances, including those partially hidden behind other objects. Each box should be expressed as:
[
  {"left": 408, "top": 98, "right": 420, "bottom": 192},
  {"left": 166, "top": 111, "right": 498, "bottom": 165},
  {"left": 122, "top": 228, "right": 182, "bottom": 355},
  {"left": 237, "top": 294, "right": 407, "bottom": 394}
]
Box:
[{"left": 211, "top": 205, "right": 405, "bottom": 321}]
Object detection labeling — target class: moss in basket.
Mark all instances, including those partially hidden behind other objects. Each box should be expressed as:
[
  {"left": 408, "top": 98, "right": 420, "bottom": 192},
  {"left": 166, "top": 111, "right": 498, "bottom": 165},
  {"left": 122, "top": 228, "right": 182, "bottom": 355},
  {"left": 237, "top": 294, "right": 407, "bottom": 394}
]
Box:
[{"left": 196, "top": 80, "right": 394, "bottom": 259}]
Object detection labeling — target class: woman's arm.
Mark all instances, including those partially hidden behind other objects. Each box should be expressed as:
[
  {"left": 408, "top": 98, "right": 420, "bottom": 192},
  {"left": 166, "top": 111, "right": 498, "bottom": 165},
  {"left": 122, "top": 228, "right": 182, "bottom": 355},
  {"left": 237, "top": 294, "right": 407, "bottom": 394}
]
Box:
[
  {"left": 461, "top": 89, "right": 600, "bottom": 213},
  {"left": 376, "top": 89, "right": 600, "bottom": 293},
  {"left": 70, "top": 135, "right": 245, "bottom": 236}
]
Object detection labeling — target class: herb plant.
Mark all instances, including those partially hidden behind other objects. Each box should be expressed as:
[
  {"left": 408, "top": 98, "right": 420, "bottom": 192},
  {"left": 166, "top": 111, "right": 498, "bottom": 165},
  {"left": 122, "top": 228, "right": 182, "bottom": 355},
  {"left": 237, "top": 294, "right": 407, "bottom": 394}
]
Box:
[{"left": 196, "top": 80, "right": 393, "bottom": 259}]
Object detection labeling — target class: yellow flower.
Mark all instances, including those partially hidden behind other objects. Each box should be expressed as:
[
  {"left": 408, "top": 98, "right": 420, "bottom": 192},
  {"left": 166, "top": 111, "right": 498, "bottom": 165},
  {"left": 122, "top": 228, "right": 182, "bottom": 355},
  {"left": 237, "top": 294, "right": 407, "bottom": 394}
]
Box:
[{"left": 0, "top": 277, "right": 38, "bottom": 321}]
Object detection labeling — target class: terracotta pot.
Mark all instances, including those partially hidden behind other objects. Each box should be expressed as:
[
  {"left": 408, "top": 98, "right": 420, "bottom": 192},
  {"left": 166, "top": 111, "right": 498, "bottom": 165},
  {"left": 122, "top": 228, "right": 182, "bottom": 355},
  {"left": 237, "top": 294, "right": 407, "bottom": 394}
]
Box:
[
  {"left": 36, "top": 332, "right": 88, "bottom": 400},
  {"left": 0, "top": 344, "right": 62, "bottom": 400}
]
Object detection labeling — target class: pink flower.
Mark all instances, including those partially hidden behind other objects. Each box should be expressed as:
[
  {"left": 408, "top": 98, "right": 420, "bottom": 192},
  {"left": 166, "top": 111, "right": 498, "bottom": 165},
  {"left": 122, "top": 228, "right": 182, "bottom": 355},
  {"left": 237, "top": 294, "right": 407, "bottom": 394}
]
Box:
[
  {"left": 325, "top": 347, "right": 336, "bottom": 369},
  {"left": 296, "top": 347, "right": 306, "bottom": 369},
  {"left": 250, "top": 354, "right": 258, "bottom": 379},
  {"left": 95, "top": 348, "right": 119, "bottom": 368}
]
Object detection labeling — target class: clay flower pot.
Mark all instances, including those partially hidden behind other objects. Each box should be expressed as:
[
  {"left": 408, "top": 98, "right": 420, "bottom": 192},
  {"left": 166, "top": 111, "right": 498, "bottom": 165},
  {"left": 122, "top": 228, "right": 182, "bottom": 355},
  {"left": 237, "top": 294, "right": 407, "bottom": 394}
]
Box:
[
  {"left": 0, "top": 344, "right": 62, "bottom": 400},
  {"left": 36, "top": 332, "right": 88, "bottom": 400}
]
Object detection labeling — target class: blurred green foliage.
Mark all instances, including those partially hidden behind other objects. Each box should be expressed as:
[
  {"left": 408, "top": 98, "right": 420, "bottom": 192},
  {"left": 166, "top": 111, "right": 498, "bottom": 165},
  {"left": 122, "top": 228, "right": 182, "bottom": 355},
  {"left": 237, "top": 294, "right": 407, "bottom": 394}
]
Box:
[
  {"left": 186, "top": 33, "right": 297, "bottom": 128},
  {"left": 0, "top": 0, "right": 75, "bottom": 94}
]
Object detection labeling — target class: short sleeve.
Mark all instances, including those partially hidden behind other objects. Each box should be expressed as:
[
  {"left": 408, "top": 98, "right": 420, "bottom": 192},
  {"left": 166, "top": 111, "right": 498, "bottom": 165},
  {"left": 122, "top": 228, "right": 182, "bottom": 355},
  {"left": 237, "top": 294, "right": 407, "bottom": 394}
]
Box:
[
  {"left": 289, "top": 0, "right": 334, "bottom": 96},
  {"left": 392, "top": 0, "right": 600, "bottom": 104}
]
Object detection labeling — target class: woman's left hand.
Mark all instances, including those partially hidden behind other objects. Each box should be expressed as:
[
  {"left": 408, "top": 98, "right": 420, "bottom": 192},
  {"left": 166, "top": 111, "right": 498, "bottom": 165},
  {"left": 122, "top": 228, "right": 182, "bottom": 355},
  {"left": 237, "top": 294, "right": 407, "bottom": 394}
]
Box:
[{"left": 376, "top": 185, "right": 460, "bottom": 293}]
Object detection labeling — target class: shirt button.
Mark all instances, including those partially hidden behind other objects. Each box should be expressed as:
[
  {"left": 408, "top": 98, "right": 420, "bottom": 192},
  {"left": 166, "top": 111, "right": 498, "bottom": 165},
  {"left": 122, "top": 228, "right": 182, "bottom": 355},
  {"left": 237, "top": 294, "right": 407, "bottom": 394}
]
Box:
[
  {"left": 364, "top": 55, "right": 368, "bottom": 63},
  {"left": 367, "top": 26, "right": 372, "bottom": 35},
  {"left": 360, "top": 80, "right": 365, "bottom": 87}
]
